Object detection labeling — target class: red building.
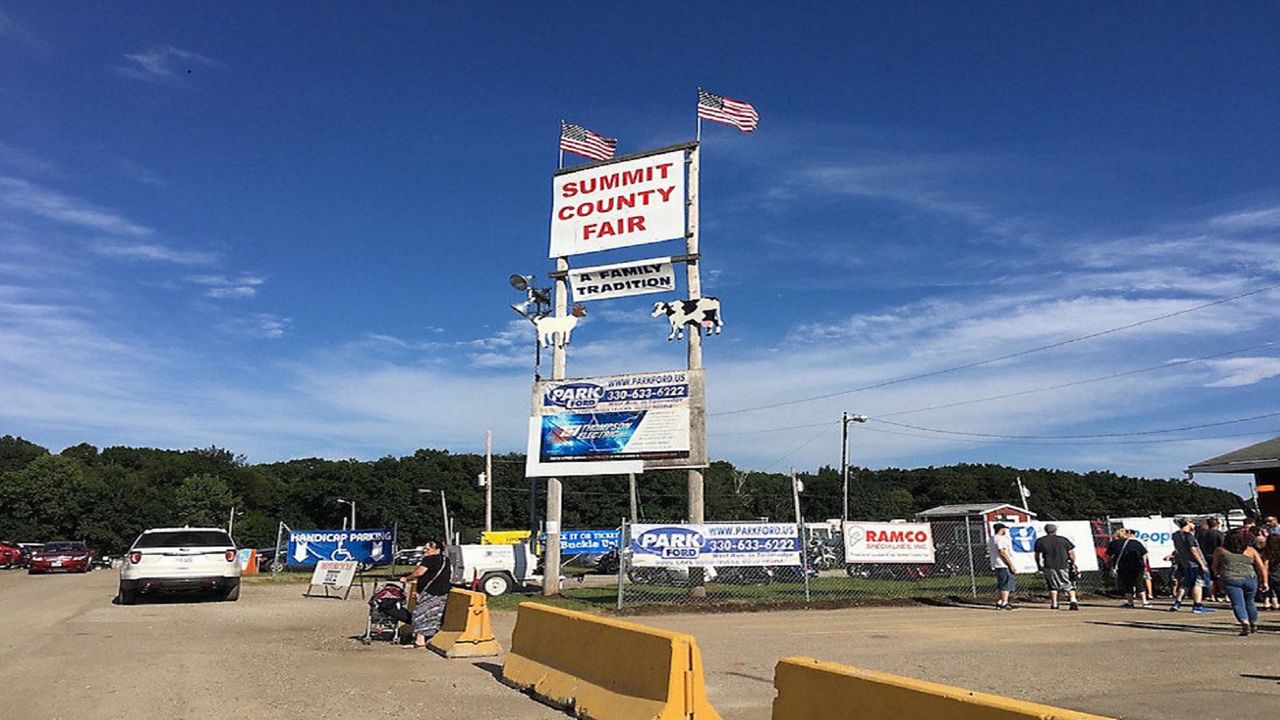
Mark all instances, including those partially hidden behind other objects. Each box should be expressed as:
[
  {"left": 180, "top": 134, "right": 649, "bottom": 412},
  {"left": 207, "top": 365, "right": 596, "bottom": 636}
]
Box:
[{"left": 917, "top": 503, "right": 1037, "bottom": 525}]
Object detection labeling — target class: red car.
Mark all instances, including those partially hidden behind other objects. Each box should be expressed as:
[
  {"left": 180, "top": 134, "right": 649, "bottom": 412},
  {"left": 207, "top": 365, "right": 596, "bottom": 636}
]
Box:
[
  {"left": 28, "top": 541, "right": 92, "bottom": 574},
  {"left": 0, "top": 541, "right": 24, "bottom": 568}
]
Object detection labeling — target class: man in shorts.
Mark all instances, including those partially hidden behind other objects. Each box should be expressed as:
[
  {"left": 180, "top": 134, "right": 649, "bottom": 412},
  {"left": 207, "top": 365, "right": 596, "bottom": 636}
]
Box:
[
  {"left": 1033, "top": 523, "right": 1079, "bottom": 611},
  {"left": 1171, "top": 517, "right": 1213, "bottom": 614},
  {"left": 988, "top": 523, "right": 1018, "bottom": 610}
]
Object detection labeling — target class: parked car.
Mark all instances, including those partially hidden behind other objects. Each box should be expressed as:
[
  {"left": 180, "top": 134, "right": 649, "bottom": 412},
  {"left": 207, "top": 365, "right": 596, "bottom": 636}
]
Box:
[
  {"left": 28, "top": 541, "right": 92, "bottom": 573},
  {"left": 118, "top": 527, "right": 241, "bottom": 605},
  {"left": 1, "top": 540, "right": 25, "bottom": 568}
]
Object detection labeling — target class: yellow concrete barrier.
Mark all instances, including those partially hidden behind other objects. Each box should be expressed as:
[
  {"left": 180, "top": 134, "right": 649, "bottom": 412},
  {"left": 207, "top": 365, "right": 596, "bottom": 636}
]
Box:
[
  {"left": 502, "top": 602, "right": 722, "bottom": 720},
  {"left": 427, "top": 589, "right": 502, "bottom": 658},
  {"left": 773, "top": 657, "right": 1114, "bottom": 720}
]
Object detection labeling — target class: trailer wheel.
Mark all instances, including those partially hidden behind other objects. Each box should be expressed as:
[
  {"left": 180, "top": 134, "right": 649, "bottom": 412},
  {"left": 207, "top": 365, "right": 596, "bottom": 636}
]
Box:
[{"left": 480, "top": 572, "right": 514, "bottom": 597}]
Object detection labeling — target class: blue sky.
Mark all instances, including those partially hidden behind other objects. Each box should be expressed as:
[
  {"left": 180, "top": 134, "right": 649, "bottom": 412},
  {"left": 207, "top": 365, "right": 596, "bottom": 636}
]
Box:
[{"left": 1, "top": 3, "right": 1278, "bottom": 495}]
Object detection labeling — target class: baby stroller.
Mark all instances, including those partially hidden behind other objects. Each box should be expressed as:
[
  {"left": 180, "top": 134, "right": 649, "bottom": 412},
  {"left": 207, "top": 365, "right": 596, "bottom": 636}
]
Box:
[{"left": 361, "top": 581, "right": 410, "bottom": 645}]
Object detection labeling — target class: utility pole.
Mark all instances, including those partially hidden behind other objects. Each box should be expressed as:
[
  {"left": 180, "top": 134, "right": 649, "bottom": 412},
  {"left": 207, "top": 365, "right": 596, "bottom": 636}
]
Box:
[
  {"left": 543, "top": 257, "right": 569, "bottom": 597},
  {"left": 840, "top": 413, "right": 868, "bottom": 524},
  {"left": 485, "top": 429, "right": 493, "bottom": 533},
  {"left": 629, "top": 473, "right": 639, "bottom": 523},
  {"left": 686, "top": 143, "right": 706, "bottom": 598}
]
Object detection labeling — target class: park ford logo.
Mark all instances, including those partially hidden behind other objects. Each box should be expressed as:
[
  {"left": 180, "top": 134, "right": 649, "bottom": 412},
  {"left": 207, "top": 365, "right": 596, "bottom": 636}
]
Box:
[
  {"left": 633, "top": 527, "right": 704, "bottom": 559},
  {"left": 545, "top": 383, "right": 605, "bottom": 410}
]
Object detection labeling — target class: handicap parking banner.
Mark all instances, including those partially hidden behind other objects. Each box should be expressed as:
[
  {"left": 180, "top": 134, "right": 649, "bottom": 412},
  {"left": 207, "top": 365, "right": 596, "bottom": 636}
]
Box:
[
  {"left": 287, "top": 528, "right": 394, "bottom": 566},
  {"left": 992, "top": 521, "right": 1099, "bottom": 574},
  {"left": 1115, "top": 517, "right": 1177, "bottom": 569},
  {"left": 630, "top": 523, "right": 801, "bottom": 568}
]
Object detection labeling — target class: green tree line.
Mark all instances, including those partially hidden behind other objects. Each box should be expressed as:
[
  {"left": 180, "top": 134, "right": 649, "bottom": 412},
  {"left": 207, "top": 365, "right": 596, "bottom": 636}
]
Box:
[{"left": 0, "top": 435, "right": 1244, "bottom": 553}]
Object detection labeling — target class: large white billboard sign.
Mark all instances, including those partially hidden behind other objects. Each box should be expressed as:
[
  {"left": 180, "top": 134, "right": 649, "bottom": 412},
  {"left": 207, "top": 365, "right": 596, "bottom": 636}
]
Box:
[
  {"left": 843, "top": 522, "right": 936, "bottom": 564},
  {"left": 992, "top": 521, "right": 1100, "bottom": 574},
  {"left": 550, "top": 148, "right": 686, "bottom": 258},
  {"left": 568, "top": 256, "right": 675, "bottom": 302}
]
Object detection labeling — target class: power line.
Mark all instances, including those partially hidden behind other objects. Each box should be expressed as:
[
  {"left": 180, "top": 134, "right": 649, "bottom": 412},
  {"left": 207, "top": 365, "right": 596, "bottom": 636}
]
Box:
[
  {"left": 711, "top": 280, "right": 1280, "bottom": 418},
  {"left": 877, "top": 340, "right": 1277, "bottom": 418},
  {"left": 856, "top": 423, "right": 1280, "bottom": 446},
  {"left": 872, "top": 411, "right": 1280, "bottom": 440}
]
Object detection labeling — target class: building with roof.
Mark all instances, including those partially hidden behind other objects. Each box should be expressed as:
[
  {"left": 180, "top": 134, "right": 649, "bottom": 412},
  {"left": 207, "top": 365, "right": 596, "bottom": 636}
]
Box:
[
  {"left": 1186, "top": 436, "right": 1280, "bottom": 518},
  {"left": 916, "top": 503, "right": 1036, "bottom": 525}
]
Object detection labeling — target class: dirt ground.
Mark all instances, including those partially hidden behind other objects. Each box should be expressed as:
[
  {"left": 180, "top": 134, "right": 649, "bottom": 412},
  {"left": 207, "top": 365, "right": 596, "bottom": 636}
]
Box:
[{"left": 2, "top": 569, "right": 1277, "bottom": 720}]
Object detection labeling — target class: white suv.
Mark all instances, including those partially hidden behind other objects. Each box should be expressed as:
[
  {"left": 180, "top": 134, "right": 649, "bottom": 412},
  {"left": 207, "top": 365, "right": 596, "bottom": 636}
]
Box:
[{"left": 118, "top": 527, "right": 241, "bottom": 604}]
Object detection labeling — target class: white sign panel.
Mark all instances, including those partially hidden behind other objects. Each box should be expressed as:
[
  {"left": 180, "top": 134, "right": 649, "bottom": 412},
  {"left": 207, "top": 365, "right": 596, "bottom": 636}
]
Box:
[
  {"left": 843, "top": 522, "right": 936, "bottom": 564},
  {"left": 993, "top": 521, "right": 1099, "bottom": 574},
  {"left": 1115, "top": 517, "right": 1178, "bottom": 569},
  {"left": 527, "top": 370, "right": 705, "bottom": 474},
  {"left": 629, "top": 523, "right": 801, "bottom": 568},
  {"left": 309, "top": 560, "right": 358, "bottom": 589},
  {"left": 568, "top": 257, "right": 676, "bottom": 302},
  {"left": 550, "top": 148, "right": 686, "bottom": 258}
]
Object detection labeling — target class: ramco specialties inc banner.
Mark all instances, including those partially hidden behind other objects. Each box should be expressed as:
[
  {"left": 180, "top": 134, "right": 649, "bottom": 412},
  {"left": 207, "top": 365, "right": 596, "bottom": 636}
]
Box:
[
  {"left": 843, "top": 522, "right": 936, "bottom": 564},
  {"left": 532, "top": 370, "right": 704, "bottom": 466},
  {"left": 629, "top": 523, "right": 801, "bottom": 568}
]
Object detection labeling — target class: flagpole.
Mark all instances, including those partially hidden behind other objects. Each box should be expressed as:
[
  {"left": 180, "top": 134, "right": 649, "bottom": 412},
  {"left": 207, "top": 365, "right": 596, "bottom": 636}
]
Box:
[
  {"left": 558, "top": 119, "right": 564, "bottom": 170},
  {"left": 696, "top": 89, "right": 703, "bottom": 142}
]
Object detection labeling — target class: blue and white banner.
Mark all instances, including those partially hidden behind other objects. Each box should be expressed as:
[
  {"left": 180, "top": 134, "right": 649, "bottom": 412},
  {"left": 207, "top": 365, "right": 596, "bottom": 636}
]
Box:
[
  {"left": 287, "top": 528, "right": 394, "bottom": 566},
  {"left": 559, "top": 529, "right": 621, "bottom": 555},
  {"left": 630, "top": 523, "right": 801, "bottom": 568},
  {"left": 1115, "top": 517, "right": 1178, "bottom": 569},
  {"left": 992, "top": 521, "right": 1099, "bottom": 574}
]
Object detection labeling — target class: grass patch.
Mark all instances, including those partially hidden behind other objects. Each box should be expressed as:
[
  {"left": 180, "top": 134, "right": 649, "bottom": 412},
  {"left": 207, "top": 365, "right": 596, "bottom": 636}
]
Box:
[
  {"left": 241, "top": 571, "right": 313, "bottom": 585},
  {"left": 488, "top": 585, "right": 617, "bottom": 613}
]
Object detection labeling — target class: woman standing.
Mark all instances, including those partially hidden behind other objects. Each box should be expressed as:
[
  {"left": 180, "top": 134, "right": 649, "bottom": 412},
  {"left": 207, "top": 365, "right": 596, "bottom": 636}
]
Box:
[
  {"left": 1113, "top": 529, "right": 1151, "bottom": 608},
  {"left": 399, "top": 540, "right": 452, "bottom": 649},
  {"left": 1212, "top": 529, "right": 1268, "bottom": 635},
  {"left": 1262, "top": 534, "right": 1280, "bottom": 612}
]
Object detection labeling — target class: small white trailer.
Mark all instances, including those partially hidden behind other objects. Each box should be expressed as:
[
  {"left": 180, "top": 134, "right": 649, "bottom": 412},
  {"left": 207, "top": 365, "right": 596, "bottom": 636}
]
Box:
[{"left": 447, "top": 542, "right": 542, "bottom": 596}]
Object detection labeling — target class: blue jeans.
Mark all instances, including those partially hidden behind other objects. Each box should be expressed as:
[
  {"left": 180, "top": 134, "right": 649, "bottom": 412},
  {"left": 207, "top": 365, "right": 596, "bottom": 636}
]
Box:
[{"left": 1222, "top": 577, "right": 1258, "bottom": 623}]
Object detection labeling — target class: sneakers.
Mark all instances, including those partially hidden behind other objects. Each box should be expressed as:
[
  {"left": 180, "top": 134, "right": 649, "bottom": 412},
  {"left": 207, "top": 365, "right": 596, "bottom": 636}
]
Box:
[
  {"left": 1068, "top": 601, "right": 1079, "bottom": 611},
  {"left": 1050, "top": 603, "right": 1060, "bottom": 610},
  {"left": 1169, "top": 602, "right": 1181, "bottom": 612},
  {"left": 1192, "top": 605, "right": 1215, "bottom": 614}
]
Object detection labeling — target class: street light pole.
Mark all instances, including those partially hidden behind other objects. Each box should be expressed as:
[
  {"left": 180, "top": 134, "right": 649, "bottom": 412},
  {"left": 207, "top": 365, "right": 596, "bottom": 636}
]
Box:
[
  {"left": 840, "top": 413, "right": 868, "bottom": 524},
  {"left": 485, "top": 429, "right": 493, "bottom": 533},
  {"left": 336, "top": 498, "right": 356, "bottom": 531},
  {"left": 417, "top": 489, "right": 450, "bottom": 542}
]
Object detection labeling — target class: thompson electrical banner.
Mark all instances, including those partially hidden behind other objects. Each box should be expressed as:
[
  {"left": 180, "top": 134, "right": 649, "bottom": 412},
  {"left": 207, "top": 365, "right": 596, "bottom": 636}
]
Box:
[
  {"left": 550, "top": 148, "right": 687, "bottom": 257},
  {"left": 843, "top": 522, "right": 936, "bottom": 564},
  {"left": 629, "top": 523, "right": 801, "bottom": 568},
  {"left": 1115, "top": 517, "right": 1178, "bottom": 569},
  {"left": 286, "top": 528, "right": 394, "bottom": 566},
  {"left": 568, "top": 257, "right": 676, "bottom": 302},
  {"left": 530, "top": 370, "right": 705, "bottom": 468},
  {"left": 994, "top": 521, "right": 1099, "bottom": 574}
]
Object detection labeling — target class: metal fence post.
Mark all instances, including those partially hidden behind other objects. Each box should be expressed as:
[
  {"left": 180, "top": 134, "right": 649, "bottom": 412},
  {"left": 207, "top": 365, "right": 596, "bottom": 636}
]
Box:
[
  {"left": 617, "top": 518, "right": 627, "bottom": 611},
  {"left": 965, "top": 517, "right": 977, "bottom": 599}
]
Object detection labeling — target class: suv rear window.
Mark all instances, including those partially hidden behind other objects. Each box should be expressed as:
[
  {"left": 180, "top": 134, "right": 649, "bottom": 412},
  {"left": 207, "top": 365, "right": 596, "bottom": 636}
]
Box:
[{"left": 134, "top": 531, "right": 234, "bottom": 548}]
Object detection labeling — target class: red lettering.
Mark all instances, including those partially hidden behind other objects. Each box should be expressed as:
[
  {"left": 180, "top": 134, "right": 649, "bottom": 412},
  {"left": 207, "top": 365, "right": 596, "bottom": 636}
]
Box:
[
  {"left": 562, "top": 181, "right": 578, "bottom": 198},
  {"left": 558, "top": 206, "right": 575, "bottom": 221},
  {"left": 627, "top": 216, "right": 646, "bottom": 233},
  {"left": 655, "top": 162, "right": 673, "bottom": 179},
  {"left": 621, "top": 168, "right": 645, "bottom": 185},
  {"left": 655, "top": 186, "right": 675, "bottom": 202}
]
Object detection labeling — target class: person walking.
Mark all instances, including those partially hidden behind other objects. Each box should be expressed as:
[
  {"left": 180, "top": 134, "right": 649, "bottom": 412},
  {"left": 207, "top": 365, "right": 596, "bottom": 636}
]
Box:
[
  {"left": 1034, "top": 523, "right": 1079, "bottom": 611},
  {"left": 1198, "top": 518, "right": 1226, "bottom": 601},
  {"left": 398, "top": 539, "right": 452, "bottom": 650},
  {"left": 988, "top": 523, "right": 1018, "bottom": 610},
  {"left": 1263, "top": 534, "right": 1280, "bottom": 612},
  {"left": 1265, "top": 515, "right": 1280, "bottom": 536},
  {"left": 1169, "top": 518, "right": 1214, "bottom": 614},
  {"left": 1213, "top": 529, "right": 1268, "bottom": 635},
  {"left": 1111, "top": 529, "right": 1150, "bottom": 608}
]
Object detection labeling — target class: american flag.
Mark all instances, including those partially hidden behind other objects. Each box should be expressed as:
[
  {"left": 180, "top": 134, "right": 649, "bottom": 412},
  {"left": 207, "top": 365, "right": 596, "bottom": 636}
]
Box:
[
  {"left": 698, "top": 89, "right": 759, "bottom": 133},
  {"left": 559, "top": 121, "right": 618, "bottom": 161}
]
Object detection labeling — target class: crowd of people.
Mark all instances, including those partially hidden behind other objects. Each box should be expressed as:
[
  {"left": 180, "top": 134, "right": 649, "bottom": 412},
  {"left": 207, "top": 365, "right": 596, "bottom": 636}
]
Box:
[{"left": 988, "top": 515, "right": 1280, "bottom": 637}]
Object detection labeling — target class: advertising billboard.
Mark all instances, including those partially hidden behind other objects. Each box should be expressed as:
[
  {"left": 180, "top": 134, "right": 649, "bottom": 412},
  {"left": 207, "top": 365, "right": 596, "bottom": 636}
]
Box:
[
  {"left": 550, "top": 148, "right": 687, "bottom": 258},
  {"left": 843, "top": 522, "right": 936, "bottom": 564},
  {"left": 992, "top": 521, "right": 1099, "bottom": 574},
  {"left": 528, "top": 369, "right": 706, "bottom": 471},
  {"left": 568, "top": 256, "right": 676, "bottom": 303},
  {"left": 629, "top": 523, "right": 801, "bottom": 568},
  {"left": 286, "top": 528, "right": 394, "bottom": 566},
  {"left": 1115, "top": 517, "right": 1178, "bottom": 569}
]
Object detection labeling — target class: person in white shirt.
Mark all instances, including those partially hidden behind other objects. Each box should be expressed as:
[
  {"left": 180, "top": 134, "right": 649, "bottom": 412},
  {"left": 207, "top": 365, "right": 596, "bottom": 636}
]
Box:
[{"left": 987, "top": 523, "right": 1018, "bottom": 610}]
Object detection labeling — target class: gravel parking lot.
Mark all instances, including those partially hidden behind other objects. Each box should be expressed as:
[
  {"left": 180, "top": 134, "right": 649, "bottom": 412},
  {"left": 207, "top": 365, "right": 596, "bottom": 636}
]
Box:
[{"left": 2, "top": 569, "right": 1276, "bottom": 719}]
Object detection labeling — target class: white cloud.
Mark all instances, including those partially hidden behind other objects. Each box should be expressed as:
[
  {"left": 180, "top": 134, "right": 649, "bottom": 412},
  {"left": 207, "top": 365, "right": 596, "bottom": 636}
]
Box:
[
  {"left": 221, "top": 313, "right": 290, "bottom": 339},
  {"left": 92, "top": 242, "right": 218, "bottom": 265},
  {"left": 205, "top": 286, "right": 257, "bottom": 300},
  {"left": 116, "top": 46, "right": 223, "bottom": 84},
  {"left": 1210, "top": 206, "right": 1280, "bottom": 232},
  {"left": 0, "top": 177, "right": 153, "bottom": 236},
  {"left": 0, "top": 142, "right": 57, "bottom": 177},
  {"left": 186, "top": 273, "right": 264, "bottom": 299},
  {"left": 118, "top": 158, "right": 165, "bottom": 186},
  {"left": 1203, "top": 357, "right": 1280, "bottom": 388}
]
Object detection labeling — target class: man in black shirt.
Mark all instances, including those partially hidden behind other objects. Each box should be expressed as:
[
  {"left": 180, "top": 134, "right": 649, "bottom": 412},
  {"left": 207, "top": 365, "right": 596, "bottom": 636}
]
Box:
[
  {"left": 1170, "top": 518, "right": 1212, "bottom": 613},
  {"left": 1198, "top": 518, "right": 1226, "bottom": 602},
  {"left": 1033, "top": 524, "right": 1079, "bottom": 611}
]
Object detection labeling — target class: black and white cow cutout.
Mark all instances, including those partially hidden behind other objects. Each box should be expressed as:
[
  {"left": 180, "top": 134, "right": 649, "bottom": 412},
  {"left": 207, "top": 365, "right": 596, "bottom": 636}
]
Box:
[{"left": 652, "top": 297, "right": 723, "bottom": 341}]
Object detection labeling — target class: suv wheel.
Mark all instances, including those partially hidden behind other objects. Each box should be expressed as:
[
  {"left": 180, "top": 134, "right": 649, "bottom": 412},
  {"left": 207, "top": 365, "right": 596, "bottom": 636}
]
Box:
[
  {"left": 222, "top": 583, "right": 240, "bottom": 602},
  {"left": 117, "top": 582, "right": 137, "bottom": 605}
]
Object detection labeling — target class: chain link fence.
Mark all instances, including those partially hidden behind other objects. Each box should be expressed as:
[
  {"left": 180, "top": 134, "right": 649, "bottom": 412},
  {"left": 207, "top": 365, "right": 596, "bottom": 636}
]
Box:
[{"left": 560, "top": 519, "right": 1153, "bottom": 610}]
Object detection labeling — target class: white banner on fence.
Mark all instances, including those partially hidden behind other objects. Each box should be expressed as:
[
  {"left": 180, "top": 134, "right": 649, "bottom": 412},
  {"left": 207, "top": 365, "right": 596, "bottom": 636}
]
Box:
[
  {"left": 993, "top": 521, "right": 1099, "bottom": 574},
  {"left": 550, "top": 148, "right": 687, "bottom": 258},
  {"left": 568, "top": 256, "right": 676, "bottom": 302},
  {"left": 843, "top": 522, "right": 936, "bottom": 564},
  {"left": 629, "top": 523, "right": 801, "bottom": 568},
  {"left": 1115, "top": 517, "right": 1178, "bottom": 569},
  {"left": 309, "top": 560, "right": 357, "bottom": 589}
]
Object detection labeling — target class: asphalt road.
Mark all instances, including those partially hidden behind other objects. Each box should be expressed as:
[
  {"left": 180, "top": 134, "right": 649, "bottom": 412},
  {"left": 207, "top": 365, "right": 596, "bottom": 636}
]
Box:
[{"left": 3, "top": 569, "right": 1277, "bottom": 719}]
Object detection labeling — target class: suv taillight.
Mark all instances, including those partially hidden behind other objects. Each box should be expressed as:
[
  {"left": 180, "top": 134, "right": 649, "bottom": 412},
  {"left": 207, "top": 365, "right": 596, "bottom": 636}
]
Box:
[
  {"left": 129, "top": 552, "right": 142, "bottom": 564},
  {"left": 225, "top": 550, "right": 237, "bottom": 563}
]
